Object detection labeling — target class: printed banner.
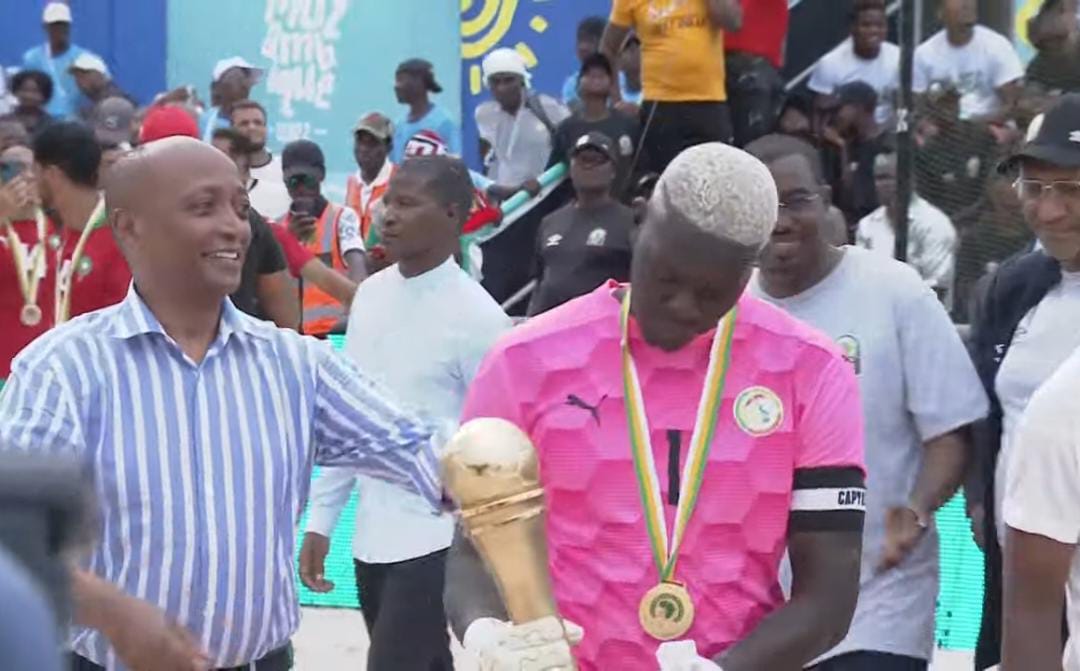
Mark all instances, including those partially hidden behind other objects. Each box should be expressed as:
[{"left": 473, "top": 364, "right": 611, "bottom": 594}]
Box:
[{"left": 167, "top": 0, "right": 461, "bottom": 199}]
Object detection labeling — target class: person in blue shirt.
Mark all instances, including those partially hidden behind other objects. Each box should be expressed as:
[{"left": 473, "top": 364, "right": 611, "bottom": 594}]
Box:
[
  {"left": 21, "top": 2, "right": 90, "bottom": 120},
  {"left": 391, "top": 59, "right": 461, "bottom": 163},
  {"left": 561, "top": 17, "right": 642, "bottom": 111},
  {"left": 199, "top": 56, "right": 262, "bottom": 142},
  {"left": 560, "top": 16, "right": 608, "bottom": 110}
]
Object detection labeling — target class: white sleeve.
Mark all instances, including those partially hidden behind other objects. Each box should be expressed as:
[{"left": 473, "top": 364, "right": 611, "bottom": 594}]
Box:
[
  {"left": 305, "top": 466, "right": 357, "bottom": 536},
  {"left": 543, "top": 96, "right": 572, "bottom": 126},
  {"left": 1004, "top": 355, "right": 1080, "bottom": 544},
  {"left": 475, "top": 103, "right": 498, "bottom": 144},
  {"left": 989, "top": 33, "right": 1024, "bottom": 88},
  {"left": 807, "top": 58, "right": 834, "bottom": 95},
  {"left": 895, "top": 267, "right": 988, "bottom": 440},
  {"left": 912, "top": 45, "right": 931, "bottom": 93},
  {"left": 457, "top": 300, "right": 513, "bottom": 386},
  {"left": 913, "top": 210, "right": 957, "bottom": 290},
  {"left": 336, "top": 206, "right": 365, "bottom": 254}
]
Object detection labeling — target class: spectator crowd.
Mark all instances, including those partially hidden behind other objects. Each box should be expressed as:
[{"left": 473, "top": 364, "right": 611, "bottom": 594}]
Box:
[{"left": 2, "top": 0, "right": 1080, "bottom": 670}]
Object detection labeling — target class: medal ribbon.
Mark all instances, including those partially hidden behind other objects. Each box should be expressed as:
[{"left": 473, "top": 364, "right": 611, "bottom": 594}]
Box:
[
  {"left": 619, "top": 290, "right": 737, "bottom": 581},
  {"left": 55, "top": 197, "right": 107, "bottom": 325},
  {"left": 4, "top": 208, "right": 48, "bottom": 316}
]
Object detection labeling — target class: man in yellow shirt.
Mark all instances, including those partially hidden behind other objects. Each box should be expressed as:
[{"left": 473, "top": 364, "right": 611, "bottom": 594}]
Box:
[{"left": 601, "top": 0, "right": 742, "bottom": 174}]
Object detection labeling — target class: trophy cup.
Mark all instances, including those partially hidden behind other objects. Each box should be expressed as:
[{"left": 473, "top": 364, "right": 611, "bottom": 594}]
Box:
[{"left": 442, "top": 417, "right": 577, "bottom": 667}]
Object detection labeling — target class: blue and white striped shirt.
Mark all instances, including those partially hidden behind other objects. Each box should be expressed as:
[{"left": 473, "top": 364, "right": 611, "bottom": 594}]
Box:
[{"left": 0, "top": 287, "right": 441, "bottom": 669}]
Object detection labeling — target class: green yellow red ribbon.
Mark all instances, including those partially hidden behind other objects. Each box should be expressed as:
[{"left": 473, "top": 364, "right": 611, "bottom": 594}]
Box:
[{"left": 619, "top": 289, "right": 737, "bottom": 581}]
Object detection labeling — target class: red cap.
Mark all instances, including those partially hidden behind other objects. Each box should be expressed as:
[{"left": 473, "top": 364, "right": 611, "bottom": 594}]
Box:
[{"left": 139, "top": 105, "right": 199, "bottom": 144}]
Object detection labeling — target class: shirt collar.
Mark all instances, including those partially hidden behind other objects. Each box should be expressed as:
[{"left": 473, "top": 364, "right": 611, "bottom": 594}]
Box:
[
  {"left": 356, "top": 160, "right": 395, "bottom": 189},
  {"left": 107, "top": 283, "right": 268, "bottom": 344}
]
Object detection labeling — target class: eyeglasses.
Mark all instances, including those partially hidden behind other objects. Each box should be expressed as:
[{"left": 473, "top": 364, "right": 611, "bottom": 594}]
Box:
[
  {"left": 1013, "top": 178, "right": 1080, "bottom": 201},
  {"left": 778, "top": 192, "right": 822, "bottom": 214},
  {"left": 286, "top": 174, "right": 319, "bottom": 190}
]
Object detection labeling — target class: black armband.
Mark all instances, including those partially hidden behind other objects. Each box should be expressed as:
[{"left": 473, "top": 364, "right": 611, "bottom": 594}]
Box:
[{"left": 789, "top": 466, "right": 866, "bottom": 533}]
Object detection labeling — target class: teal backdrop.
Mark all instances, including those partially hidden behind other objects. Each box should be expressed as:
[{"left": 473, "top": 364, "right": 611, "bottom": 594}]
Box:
[{"left": 166, "top": 0, "right": 462, "bottom": 199}]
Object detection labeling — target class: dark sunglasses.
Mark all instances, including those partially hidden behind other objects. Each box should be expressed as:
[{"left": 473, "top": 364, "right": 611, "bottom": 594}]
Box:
[{"left": 286, "top": 173, "right": 319, "bottom": 190}]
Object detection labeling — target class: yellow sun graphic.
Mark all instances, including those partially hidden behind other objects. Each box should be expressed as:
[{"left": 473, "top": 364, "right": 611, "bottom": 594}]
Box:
[
  {"left": 1013, "top": 0, "right": 1042, "bottom": 48},
  {"left": 461, "top": 0, "right": 549, "bottom": 94}
]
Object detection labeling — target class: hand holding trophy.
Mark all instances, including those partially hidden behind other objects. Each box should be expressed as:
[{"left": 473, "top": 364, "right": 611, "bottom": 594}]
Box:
[{"left": 442, "top": 418, "right": 581, "bottom": 671}]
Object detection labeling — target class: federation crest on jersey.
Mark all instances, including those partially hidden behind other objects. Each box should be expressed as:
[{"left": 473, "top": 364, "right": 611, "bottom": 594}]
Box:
[
  {"left": 734, "top": 386, "right": 783, "bottom": 437},
  {"left": 836, "top": 335, "right": 861, "bottom": 375},
  {"left": 586, "top": 228, "right": 607, "bottom": 247}
]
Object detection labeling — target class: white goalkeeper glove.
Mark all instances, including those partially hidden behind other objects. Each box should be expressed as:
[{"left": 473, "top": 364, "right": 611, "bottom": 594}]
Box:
[
  {"left": 656, "top": 640, "right": 724, "bottom": 671},
  {"left": 463, "top": 615, "right": 584, "bottom": 671}
]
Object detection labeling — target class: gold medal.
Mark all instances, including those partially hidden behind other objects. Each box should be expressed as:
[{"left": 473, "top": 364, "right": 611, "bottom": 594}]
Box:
[
  {"left": 639, "top": 581, "right": 695, "bottom": 640},
  {"left": 19, "top": 303, "right": 42, "bottom": 327}
]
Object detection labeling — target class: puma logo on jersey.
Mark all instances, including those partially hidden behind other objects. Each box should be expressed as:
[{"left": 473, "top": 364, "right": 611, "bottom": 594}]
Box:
[{"left": 565, "top": 394, "right": 606, "bottom": 425}]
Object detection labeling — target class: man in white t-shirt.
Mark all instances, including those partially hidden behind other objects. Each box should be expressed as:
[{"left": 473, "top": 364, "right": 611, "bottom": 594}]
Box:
[
  {"left": 230, "top": 99, "right": 290, "bottom": 220},
  {"left": 913, "top": 0, "right": 1024, "bottom": 122},
  {"left": 299, "top": 156, "right": 511, "bottom": 670},
  {"left": 748, "top": 134, "right": 988, "bottom": 671},
  {"left": 1001, "top": 346, "right": 1080, "bottom": 671},
  {"left": 474, "top": 48, "right": 570, "bottom": 190},
  {"left": 809, "top": 0, "right": 900, "bottom": 127},
  {"left": 857, "top": 150, "right": 957, "bottom": 302}
]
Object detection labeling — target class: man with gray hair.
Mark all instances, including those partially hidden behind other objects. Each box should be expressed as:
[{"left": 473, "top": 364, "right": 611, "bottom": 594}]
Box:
[{"left": 446, "top": 142, "right": 867, "bottom": 670}]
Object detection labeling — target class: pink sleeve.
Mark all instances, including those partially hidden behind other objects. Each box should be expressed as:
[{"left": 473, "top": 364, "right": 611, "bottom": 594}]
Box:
[
  {"left": 795, "top": 349, "right": 865, "bottom": 473},
  {"left": 789, "top": 348, "right": 866, "bottom": 533},
  {"left": 460, "top": 345, "right": 527, "bottom": 428}
]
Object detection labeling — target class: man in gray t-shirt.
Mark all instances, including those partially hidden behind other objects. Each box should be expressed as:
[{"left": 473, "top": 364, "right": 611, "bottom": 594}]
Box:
[{"left": 747, "top": 135, "right": 988, "bottom": 670}]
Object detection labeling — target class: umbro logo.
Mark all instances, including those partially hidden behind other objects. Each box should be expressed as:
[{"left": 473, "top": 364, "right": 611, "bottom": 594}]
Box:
[{"left": 1071, "top": 130, "right": 1080, "bottom": 144}]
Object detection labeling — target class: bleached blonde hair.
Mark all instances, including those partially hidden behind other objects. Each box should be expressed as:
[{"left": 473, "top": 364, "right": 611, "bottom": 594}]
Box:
[{"left": 652, "top": 143, "right": 779, "bottom": 249}]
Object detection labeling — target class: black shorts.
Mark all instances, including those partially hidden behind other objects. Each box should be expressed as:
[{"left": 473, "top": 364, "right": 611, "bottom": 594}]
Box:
[{"left": 637, "top": 100, "right": 734, "bottom": 176}]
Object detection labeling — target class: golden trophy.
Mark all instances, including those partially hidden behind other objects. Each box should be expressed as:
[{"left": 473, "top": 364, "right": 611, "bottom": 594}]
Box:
[{"left": 442, "top": 417, "right": 577, "bottom": 667}]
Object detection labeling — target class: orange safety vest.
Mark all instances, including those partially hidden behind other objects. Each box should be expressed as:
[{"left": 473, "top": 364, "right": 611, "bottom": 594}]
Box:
[
  {"left": 345, "top": 165, "right": 395, "bottom": 244},
  {"left": 281, "top": 203, "right": 346, "bottom": 336}
]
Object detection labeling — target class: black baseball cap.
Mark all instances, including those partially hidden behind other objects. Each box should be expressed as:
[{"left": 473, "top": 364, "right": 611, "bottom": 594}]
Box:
[
  {"left": 572, "top": 131, "right": 616, "bottom": 162},
  {"left": 282, "top": 139, "right": 325, "bottom": 175},
  {"left": 1001, "top": 93, "right": 1080, "bottom": 172},
  {"left": 397, "top": 58, "right": 443, "bottom": 94},
  {"left": 579, "top": 52, "right": 613, "bottom": 79}
]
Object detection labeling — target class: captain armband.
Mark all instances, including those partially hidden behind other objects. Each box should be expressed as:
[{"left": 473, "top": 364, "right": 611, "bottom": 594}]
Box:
[{"left": 789, "top": 466, "right": 866, "bottom": 533}]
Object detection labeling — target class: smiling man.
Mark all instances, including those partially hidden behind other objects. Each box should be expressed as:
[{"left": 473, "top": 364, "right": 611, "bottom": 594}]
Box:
[
  {"left": 0, "top": 136, "right": 442, "bottom": 671},
  {"left": 747, "top": 134, "right": 987, "bottom": 671},
  {"left": 447, "top": 143, "right": 867, "bottom": 671}
]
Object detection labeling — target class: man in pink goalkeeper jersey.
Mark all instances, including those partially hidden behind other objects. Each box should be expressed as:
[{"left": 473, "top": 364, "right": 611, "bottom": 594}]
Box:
[{"left": 445, "top": 143, "right": 867, "bottom": 671}]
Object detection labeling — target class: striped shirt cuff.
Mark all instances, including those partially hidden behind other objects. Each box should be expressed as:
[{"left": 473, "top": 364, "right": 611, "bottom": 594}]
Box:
[{"left": 789, "top": 466, "right": 866, "bottom": 533}]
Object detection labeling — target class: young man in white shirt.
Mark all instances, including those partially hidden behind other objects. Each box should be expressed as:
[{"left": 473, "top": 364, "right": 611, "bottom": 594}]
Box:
[
  {"left": 231, "top": 99, "right": 290, "bottom": 220},
  {"left": 912, "top": 0, "right": 1024, "bottom": 122},
  {"left": 809, "top": 0, "right": 900, "bottom": 127},
  {"left": 748, "top": 134, "right": 988, "bottom": 671},
  {"left": 997, "top": 345, "right": 1080, "bottom": 669},
  {"left": 857, "top": 150, "right": 957, "bottom": 303},
  {"left": 299, "top": 155, "right": 512, "bottom": 671},
  {"left": 1002, "top": 347, "right": 1080, "bottom": 671}
]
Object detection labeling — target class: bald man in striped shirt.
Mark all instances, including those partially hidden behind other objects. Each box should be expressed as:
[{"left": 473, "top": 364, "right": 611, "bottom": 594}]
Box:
[{"left": 0, "top": 137, "right": 441, "bottom": 671}]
